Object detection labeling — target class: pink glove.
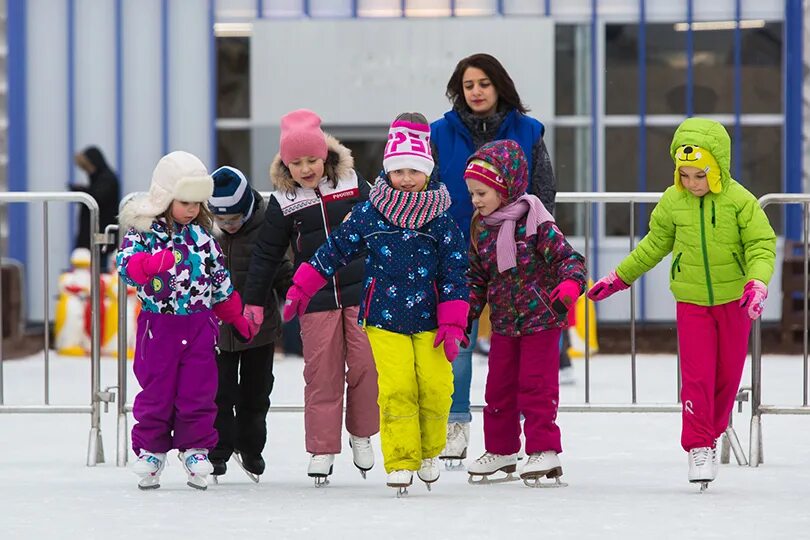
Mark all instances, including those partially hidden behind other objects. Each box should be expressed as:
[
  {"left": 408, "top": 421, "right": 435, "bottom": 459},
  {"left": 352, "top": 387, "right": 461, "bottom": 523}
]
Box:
[
  {"left": 549, "top": 279, "right": 582, "bottom": 315},
  {"left": 433, "top": 300, "right": 470, "bottom": 362},
  {"left": 282, "top": 263, "right": 329, "bottom": 322},
  {"left": 213, "top": 291, "right": 254, "bottom": 342},
  {"left": 125, "top": 249, "right": 175, "bottom": 285},
  {"left": 586, "top": 270, "right": 630, "bottom": 302},
  {"left": 739, "top": 280, "right": 767, "bottom": 320},
  {"left": 243, "top": 304, "right": 265, "bottom": 335}
]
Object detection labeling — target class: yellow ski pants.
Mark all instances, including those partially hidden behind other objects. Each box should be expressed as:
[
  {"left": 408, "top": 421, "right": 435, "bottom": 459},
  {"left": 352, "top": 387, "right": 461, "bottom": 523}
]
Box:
[{"left": 365, "top": 327, "right": 454, "bottom": 473}]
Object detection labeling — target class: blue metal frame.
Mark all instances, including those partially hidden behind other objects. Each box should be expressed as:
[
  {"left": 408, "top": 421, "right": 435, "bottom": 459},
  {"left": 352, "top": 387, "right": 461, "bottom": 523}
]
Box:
[
  {"left": 785, "top": 0, "right": 803, "bottom": 240},
  {"left": 7, "top": 0, "right": 28, "bottom": 266},
  {"left": 115, "top": 0, "right": 124, "bottom": 182},
  {"left": 685, "top": 0, "right": 694, "bottom": 116},
  {"left": 545, "top": 0, "right": 551, "bottom": 16},
  {"left": 161, "top": 0, "right": 169, "bottom": 154},
  {"left": 351, "top": 0, "right": 358, "bottom": 18},
  {"left": 732, "top": 0, "right": 742, "bottom": 179},
  {"left": 303, "top": 0, "right": 310, "bottom": 17},
  {"left": 210, "top": 0, "right": 217, "bottom": 168},
  {"left": 637, "top": 0, "right": 647, "bottom": 320},
  {"left": 590, "top": 0, "right": 599, "bottom": 278},
  {"left": 67, "top": 0, "right": 76, "bottom": 247},
  {"left": 257, "top": 0, "right": 264, "bottom": 18},
  {"left": 497, "top": 0, "right": 504, "bottom": 16}
]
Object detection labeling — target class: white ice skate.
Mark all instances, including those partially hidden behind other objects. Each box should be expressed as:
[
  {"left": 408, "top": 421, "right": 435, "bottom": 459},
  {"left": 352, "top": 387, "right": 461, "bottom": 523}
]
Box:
[
  {"left": 417, "top": 458, "right": 440, "bottom": 490},
  {"left": 520, "top": 451, "right": 567, "bottom": 488},
  {"left": 349, "top": 435, "right": 374, "bottom": 479},
  {"left": 688, "top": 446, "right": 715, "bottom": 492},
  {"left": 308, "top": 454, "right": 335, "bottom": 487},
  {"left": 133, "top": 451, "right": 166, "bottom": 490},
  {"left": 179, "top": 448, "right": 214, "bottom": 490},
  {"left": 387, "top": 469, "right": 413, "bottom": 498},
  {"left": 711, "top": 443, "right": 720, "bottom": 479},
  {"left": 440, "top": 422, "right": 469, "bottom": 470},
  {"left": 467, "top": 452, "right": 519, "bottom": 484}
]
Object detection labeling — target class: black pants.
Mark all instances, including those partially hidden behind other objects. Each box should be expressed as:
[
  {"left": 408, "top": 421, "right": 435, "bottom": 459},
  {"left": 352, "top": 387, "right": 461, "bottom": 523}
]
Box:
[
  {"left": 211, "top": 343, "right": 275, "bottom": 461},
  {"left": 559, "top": 329, "right": 572, "bottom": 369}
]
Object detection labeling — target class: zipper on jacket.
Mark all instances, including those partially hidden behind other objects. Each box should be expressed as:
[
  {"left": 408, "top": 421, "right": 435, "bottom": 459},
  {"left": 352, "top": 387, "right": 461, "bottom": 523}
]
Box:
[
  {"left": 315, "top": 187, "right": 342, "bottom": 309},
  {"left": 225, "top": 239, "right": 234, "bottom": 350},
  {"left": 363, "top": 278, "right": 377, "bottom": 326},
  {"left": 732, "top": 252, "right": 746, "bottom": 276},
  {"left": 699, "top": 197, "right": 715, "bottom": 305},
  {"left": 670, "top": 252, "right": 682, "bottom": 280},
  {"left": 711, "top": 200, "right": 716, "bottom": 228}
]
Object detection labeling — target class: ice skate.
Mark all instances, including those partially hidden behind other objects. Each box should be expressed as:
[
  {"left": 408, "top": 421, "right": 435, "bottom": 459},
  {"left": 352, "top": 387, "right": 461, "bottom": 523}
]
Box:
[
  {"left": 417, "top": 457, "right": 440, "bottom": 490},
  {"left": 467, "top": 452, "right": 519, "bottom": 485},
  {"left": 133, "top": 451, "right": 166, "bottom": 490},
  {"left": 440, "top": 422, "right": 469, "bottom": 470},
  {"left": 349, "top": 435, "right": 374, "bottom": 479},
  {"left": 688, "top": 446, "right": 715, "bottom": 493},
  {"left": 520, "top": 451, "right": 567, "bottom": 488},
  {"left": 387, "top": 469, "right": 413, "bottom": 498},
  {"left": 233, "top": 451, "right": 263, "bottom": 483},
  {"left": 308, "top": 454, "right": 335, "bottom": 487},
  {"left": 210, "top": 458, "right": 226, "bottom": 484},
  {"left": 179, "top": 448, "right": 214, "bottom": 490},
  {"left": 559, "top": 366, "right": 576, "bottom": 386}
]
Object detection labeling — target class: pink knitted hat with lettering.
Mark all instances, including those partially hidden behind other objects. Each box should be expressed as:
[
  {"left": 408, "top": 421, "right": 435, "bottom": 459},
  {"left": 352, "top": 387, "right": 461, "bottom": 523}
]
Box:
[
  {"left": 383, "top": 120, "right": 434, "bottom": 176},
  {"left": 279, "top": 109, "right": 328, "bottom": 165}
]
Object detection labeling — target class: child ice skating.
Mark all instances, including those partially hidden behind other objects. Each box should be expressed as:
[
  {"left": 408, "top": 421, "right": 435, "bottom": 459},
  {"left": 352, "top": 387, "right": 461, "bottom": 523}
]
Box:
[
  {"left": 463, "top": 140, "right": 586, "bottom": 487},
  {"left": 587, "top": 118, "right": 776, "bottom": 491},
  {"left": 242, "top": 109, "right": 379, "bottom": 486},
  {"left": 117, "top": 151, "right": 254, "bottom": 490},
  {"left": 283, "top": 113, "right": 469, "bottom": 496}
]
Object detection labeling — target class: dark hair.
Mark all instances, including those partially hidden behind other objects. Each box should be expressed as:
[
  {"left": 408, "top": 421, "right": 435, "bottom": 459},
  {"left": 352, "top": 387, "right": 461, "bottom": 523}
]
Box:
[
  {"left": 445, "top": 54, "right": 528, "bottom": 114},
  {"left": 394, "top": 112, "right": 429, "bottom": 125}
]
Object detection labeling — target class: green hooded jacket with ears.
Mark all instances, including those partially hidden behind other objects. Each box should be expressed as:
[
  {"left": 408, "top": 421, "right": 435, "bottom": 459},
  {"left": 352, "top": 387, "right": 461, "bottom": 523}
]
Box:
[{"left": 615, "top": 117, "right": 776, "bottom": 306}]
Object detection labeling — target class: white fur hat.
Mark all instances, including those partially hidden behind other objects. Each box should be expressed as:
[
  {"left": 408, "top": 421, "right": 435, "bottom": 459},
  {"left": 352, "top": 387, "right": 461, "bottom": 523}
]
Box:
[{"left": 120, "top": 151, "right": 214, "bottom": 231}]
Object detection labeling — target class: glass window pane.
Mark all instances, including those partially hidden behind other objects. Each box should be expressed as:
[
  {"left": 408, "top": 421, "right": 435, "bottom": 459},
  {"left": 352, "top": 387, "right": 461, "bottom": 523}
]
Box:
[
  {"left": 740, "top": 22, "right": 782, "bottom": 114},
  {"left": 738, "top": 125, "right": 782, "bottom": 234},
  {"left": 605, "top": 24, "right": 639, "bottom": 115},
  {"left": 216, "top": 37, "right": 250, "bottom": 119},
  {"left": 556, "top": 25, "right": 591, "bottom": 117},
  {"left": 554, "top": 126, "right": 591, "bottom": 236},
  {"left": 216, "top": 129, "right": 251, "bottom": 177}
]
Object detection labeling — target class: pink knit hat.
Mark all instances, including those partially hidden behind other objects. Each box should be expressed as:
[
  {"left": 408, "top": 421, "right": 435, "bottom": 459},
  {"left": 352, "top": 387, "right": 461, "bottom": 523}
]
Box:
[
  {"left": 279, "top": 109, "right": 328, "bottom": 165},
  {"left": 464, "top": 159, "right": 508, "bottom": 197},
  {"left": 383, "top": 120, "right": 434, "bottom": 176}
]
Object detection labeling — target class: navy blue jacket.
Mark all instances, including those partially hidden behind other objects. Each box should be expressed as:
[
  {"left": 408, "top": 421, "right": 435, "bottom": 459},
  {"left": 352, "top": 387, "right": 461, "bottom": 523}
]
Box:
[{"left": 308, "top": 188, "right": 468, "bottom": 335}]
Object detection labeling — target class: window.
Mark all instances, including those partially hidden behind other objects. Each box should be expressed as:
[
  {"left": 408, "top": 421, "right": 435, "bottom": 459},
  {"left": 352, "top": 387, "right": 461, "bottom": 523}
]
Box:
[{"left": 553, "top": 126, "right": 591, "bottom": 236}]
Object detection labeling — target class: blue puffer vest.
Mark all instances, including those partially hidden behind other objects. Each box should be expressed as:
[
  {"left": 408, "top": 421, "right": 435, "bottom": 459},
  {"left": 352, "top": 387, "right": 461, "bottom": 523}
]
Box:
[{"left": 431, "top": 108, "right": 544, "bottom": 242}]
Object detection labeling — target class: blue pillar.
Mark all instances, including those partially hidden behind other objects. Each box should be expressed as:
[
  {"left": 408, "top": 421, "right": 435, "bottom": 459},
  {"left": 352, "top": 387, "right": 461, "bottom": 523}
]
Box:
[
  {"left": 785, "top": 0, "right": 804, "bottom": 240},
  {"left": 7, "top": 0, "right": 28, "bottom": 266}
]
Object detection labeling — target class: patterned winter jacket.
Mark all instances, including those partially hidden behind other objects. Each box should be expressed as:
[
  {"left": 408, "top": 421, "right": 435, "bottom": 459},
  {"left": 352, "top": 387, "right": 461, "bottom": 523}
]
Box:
[
  {"left": 117, "top": 220, "right": 233, "bottom": 314},
  {"left": 308, "top": 176, "right": 469, "bottom": 335},
  {"left": 467, "top": 141, "right": 587, "bottom": 337}
]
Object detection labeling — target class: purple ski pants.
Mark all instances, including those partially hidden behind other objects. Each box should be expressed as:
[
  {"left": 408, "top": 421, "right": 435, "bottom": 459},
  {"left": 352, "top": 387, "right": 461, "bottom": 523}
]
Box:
[{"left": 131, "top": 310, "right": 219, "bottom": 455}]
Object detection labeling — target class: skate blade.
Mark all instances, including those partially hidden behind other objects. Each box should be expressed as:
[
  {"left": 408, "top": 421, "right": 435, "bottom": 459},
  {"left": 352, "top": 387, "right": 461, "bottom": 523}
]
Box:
[
  {"left": 312, "top": 477, "right": 330, "bottom": 488},
  {"left": 520, "top": 466, "right": 565, "bottom": 488},
  {"left": 212, "top": 475, "right": 219, "bottom": 485},
  {"left": 467, "top": 472, "right": 519, "bottom": 485},
  {"left": 186, "top": 475, "right": 208, "bottom": 491},
  {"left": 440, "top": 458, "right": 466, "bottom": 471},
  {"left": 137, "top": 477, "right": 161, "bottom": 490},
  {"left": 394, "top": 486, "right": 409, "bottom": 498},
  {"left": 233, "top": 454, "right": 261, "bottom": 483},
  {"left": 690, "top": 480, "right": 712, "bottom": 493},
  {"left": 358, "top": 468, "right": 367, "bottom": 479}
]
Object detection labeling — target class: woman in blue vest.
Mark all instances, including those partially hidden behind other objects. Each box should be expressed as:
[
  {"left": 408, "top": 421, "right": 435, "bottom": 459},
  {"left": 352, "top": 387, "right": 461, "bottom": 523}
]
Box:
[{"left": 431, "top": 53, "right": 558, "bottom": 465}]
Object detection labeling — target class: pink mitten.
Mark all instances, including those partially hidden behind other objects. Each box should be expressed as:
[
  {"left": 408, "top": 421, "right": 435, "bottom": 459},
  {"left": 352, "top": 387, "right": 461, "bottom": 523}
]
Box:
[
  {"left": 586, "top": 270, "right": 630, "bottom": 302},
  {"left": 214, "top": 291, "right": 254, "bottom": 342},
  {"left": 282, "top": 263, "right": 329, "bottom": 322},
  {"left": 549, "top": 279, "right": 582, "bottom": 315},
  {"left": 739, "top": 280, "right": 767, "bottom": 320},
  {"left": 243, "top": 304, "right": 265, "bottom": 335},
  {"left": 126, "top": 249, "right": 175, "bottom": 285},
  {"left": 433, "top": 300, "right": 470, "bottom": 362}
]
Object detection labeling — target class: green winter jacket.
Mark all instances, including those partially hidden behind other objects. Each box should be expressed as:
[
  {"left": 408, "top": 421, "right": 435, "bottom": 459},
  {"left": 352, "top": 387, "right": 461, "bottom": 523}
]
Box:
[{"left": 616, "top": 118, "right": 776, "bottom": 306}]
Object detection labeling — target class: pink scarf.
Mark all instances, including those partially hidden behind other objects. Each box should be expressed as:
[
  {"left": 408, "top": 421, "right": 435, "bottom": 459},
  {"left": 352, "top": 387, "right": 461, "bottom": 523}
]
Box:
[{"left": 482, "top": 194, "right": 554, "bottom": 273}]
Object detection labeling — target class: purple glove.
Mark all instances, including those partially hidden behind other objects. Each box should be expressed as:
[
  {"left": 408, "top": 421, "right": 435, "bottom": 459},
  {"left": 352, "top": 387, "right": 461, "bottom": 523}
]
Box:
[
  {"left": 549, "top": 279, "right": 582, "bottom": 315},
  {"left": 243, "top": 304, "right": 264, "bottom": 336},
  {"left": 282, "top": 263, "right": 329, "bottom": 322},
  {"left": 739, "top": 280, "right": 767, "bottom": 320},
  {"left": 433, "top": 300, "right": 470, "bottom": 362},
  {"left": 125, "top": 249, "right": 175, "bottom": 285},
  {"left": 587, "top": 270, "right": 630, "bottom": 302}
]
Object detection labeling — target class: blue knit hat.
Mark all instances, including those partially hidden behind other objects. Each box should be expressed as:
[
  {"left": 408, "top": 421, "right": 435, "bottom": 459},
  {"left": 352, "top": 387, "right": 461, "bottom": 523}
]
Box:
[{"left": 209, "top": 166, "right": 255, "bottom": 216}]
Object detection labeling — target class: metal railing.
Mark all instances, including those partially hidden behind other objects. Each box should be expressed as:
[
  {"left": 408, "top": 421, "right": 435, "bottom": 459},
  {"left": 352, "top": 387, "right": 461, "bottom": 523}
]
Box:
[
  {"left": 749, "top": 194, "right": 810, "bottom": 467},
  {"left": 0, "top": 192, "right": 107, "bottom": 466}
]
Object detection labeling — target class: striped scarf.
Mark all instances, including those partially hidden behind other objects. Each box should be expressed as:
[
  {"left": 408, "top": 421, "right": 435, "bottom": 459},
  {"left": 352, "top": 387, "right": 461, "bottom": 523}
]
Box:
[{"left": 369, "top": 179, "right": 452, "bottom": 230}]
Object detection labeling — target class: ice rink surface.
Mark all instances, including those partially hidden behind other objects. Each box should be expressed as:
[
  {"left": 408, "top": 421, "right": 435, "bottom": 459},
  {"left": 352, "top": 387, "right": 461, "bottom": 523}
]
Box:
[{"left": 2, "top": 350, "right": 809, "bottom": 539}]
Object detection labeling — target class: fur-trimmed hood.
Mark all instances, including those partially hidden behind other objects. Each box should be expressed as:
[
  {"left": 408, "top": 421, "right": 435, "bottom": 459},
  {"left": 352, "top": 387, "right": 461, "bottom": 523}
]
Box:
[{"left": 269, "top": 134, "right": 354, "bottom": 194}]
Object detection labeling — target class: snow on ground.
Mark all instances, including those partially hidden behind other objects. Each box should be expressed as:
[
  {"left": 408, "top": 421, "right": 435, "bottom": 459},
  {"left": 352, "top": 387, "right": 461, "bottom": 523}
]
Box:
[{"left": 2, "top": 350, "right": 810, "bottom": 540}]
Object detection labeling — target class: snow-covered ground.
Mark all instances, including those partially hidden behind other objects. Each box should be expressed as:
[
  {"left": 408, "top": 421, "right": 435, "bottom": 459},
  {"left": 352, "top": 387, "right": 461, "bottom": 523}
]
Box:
[{"left": 2, "top": 350, "right": 810, "bottom": 539}]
